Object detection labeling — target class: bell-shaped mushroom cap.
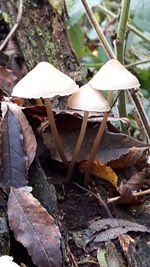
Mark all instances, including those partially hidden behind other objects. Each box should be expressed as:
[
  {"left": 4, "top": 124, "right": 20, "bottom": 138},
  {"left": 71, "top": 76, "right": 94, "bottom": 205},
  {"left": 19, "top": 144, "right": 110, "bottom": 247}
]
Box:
[
  {"left": 89, "top": 59, "right": 140, "bottom": 90},
  {"left": 12, "top": 62, "right": 78, "bottom": 98},
  {"left": 67, "top": 83, "right": 110, "bottom": 112}
]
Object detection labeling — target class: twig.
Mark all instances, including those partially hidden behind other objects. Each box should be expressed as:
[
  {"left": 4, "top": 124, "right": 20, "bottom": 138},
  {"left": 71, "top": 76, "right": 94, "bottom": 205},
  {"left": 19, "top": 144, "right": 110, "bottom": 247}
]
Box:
[
  {"left": 66, "top": 245, "right": 78, "bottom": 267},
  {"left": 107, "top": 189, "right": 150, "bottom": 204},
  {"left": 0, "top": 0, "right": 23, "bottom": 51},
  {"left": 98, "top": 4, "right": 150, "bottom": 43},
  {"left": 81, "top": 0, "right": 116, "bottom": 59},
  {"left": 126, "top": 59, "right": 150, "bottom": 68},
  {"left": 129, "top": 89, "right": 150, "bottom": 140},
  {"left": 73, "top": 182, "right": 113, "bottom": 218}
]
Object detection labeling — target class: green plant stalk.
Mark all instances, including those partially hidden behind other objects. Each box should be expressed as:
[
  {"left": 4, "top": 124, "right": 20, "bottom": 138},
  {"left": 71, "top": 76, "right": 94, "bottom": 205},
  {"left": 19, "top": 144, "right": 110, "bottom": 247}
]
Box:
[
  {"left": 81, "top": 0, "right": 116, "bottom": 59},
  {"left": 116, "top": 0, "right": 131, "bottom": 133},
  {"left": 98, "top": 5, "right": 150, "bottom": 43}
]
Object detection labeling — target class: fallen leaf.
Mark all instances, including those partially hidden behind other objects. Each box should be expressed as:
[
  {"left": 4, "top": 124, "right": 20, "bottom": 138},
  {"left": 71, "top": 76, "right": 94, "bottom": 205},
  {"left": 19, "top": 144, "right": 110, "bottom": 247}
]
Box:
[
  {"left": 0, "top": 107, "right": 28, "bottom": 188},
  {"left": 0, "top": 66, "right": 17, "bottom": 96},
  {"left": 2, "top": 102, "right": 37, "bottom": 168},
  {"left": 80, "top": 160, "right": 118, "bottom": 189},
  {"left": 8, "top": 187, "right": 62, "bottom": 267},
  {"left": 74, "top": 218, "right": 150, "bottom": 248},
  {"left": 40, "top": 114, "right": 149, "bottom": 166},
  {"left": 109, "top": 147, "right": 148, "bottom": 169},
  {"left": 118, "top": 234, "right": 138, "bottom": 267},
  {"left": 119, "top": 167, "right": 146, "bottom": 193}
]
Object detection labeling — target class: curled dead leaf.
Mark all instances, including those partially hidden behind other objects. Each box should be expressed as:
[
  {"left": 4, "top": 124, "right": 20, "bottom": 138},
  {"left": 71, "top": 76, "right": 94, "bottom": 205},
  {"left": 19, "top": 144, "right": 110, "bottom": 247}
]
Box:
[{"left": 80, "top": 160, "right": 118, "bottom": 189}]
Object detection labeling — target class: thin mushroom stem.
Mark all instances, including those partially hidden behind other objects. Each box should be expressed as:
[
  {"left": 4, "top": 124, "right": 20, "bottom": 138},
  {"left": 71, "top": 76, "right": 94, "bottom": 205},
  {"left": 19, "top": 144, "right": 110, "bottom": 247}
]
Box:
[
  {"left": 84, "top": 91, "right": 113, "bottom": 186},
  {"left": 45, "top": 98, "right": 68, "bottom": 167},
  {"left": 66, "top": 111, "right": 89, "bottom": 182}
]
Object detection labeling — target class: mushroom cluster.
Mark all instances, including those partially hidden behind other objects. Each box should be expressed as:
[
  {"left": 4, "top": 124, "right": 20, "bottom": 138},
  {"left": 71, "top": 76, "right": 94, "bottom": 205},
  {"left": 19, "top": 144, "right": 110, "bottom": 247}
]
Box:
[{"left": 12, "top": 60, "right": 140, "bottom": 185}]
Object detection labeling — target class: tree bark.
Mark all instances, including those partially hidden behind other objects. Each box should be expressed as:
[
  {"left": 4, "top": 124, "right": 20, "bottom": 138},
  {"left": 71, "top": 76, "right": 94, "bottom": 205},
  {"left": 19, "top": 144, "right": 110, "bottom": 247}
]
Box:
[{"left": 1, "top": 0, "right": 84, "bottom": 82}]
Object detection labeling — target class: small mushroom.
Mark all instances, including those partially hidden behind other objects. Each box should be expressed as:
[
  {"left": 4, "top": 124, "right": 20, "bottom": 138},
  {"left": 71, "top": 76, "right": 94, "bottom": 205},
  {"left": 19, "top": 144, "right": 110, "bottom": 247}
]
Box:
[
  {"left": 66, "top": 83, "right": 110, "bottom": 181},
  {"left": 12, "top": 62, "right": 78, "bottom": 167},
  {"left": 85, "top": 59, "right": 140, "bottom": 185}
]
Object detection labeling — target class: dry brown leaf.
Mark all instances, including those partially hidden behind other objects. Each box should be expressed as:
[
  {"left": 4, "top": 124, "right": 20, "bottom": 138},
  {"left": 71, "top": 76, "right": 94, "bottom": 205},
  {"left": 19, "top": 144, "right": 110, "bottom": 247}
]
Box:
[
  {"left": 118, "top": 234, "right": 138, "bottom": 267},
  {"left": 74, "top": 218, "right": 150, "bottom": 248},
  {"left": 109, "top": 147, "right": 148, "bottom": 169},
  {"left": 119, "top": 167, "right": 146, "bottom": 193},
  {"left": 80, "top": 160, "right": 118, "bottom": 189},
  {"left": 2, "top": 102, "right": 37, "bottom": 168},
  {"left": 40, "top": 114, "right": 149, "bottom": 166},
  {"left": 0, "top": 66, "right": 17, "bottom": 96},
  {"left": 8, "top": 187, "right": 62, "bottom": 267},
  {"left": 0, "top": 107, "right": 28, "bottom": 188}
]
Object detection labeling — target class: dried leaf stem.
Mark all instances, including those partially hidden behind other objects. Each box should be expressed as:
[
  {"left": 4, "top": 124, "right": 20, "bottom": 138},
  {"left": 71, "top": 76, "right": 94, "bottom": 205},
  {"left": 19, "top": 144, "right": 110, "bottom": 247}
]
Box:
[
  {"left": 81, "top": 0, "right": 116, "bottom": 59},
  {"left": 129, "top": 89, "right": 150, "bottom": 139},
  {"left": 0, "top": 0, "right": 23, "bottom": 51}
]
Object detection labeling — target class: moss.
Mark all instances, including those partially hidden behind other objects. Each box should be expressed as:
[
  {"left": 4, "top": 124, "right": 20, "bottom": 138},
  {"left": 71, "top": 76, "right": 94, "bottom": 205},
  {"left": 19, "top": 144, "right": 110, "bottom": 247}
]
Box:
[
  {"left": 29, "top": 37, "right": 38, "bottom": 48},
  {"left": 2, "top": 12, "right": 13, "bottom": 27},
  {"left": 35, "top": 27, "right": 57, "bottom": 66},
  {"left": 47, "top": 0, "right": 64, "bottom": 15},
  {"left": 24, "top": 0, "right": 38, "bottom": 9}
]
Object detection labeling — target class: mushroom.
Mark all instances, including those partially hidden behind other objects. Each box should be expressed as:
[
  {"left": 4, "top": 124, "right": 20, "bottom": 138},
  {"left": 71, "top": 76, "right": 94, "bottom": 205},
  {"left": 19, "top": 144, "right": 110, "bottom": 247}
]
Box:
[
  {"left": 66, "top": 83, "right": 110, "bottom": 181},
  {"left": 84, "top": 59, "right": 140, "bottom": 185},
  {"left": 12, "top": 62, "right": 78, "bottom": 167}
]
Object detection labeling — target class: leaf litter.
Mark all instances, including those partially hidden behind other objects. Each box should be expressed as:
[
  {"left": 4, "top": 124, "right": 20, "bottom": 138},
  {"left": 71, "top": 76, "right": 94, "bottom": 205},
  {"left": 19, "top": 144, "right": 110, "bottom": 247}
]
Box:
[
  {"left": 8, "top": 187, "right": 62, "bottom": 267},
  {"left": 0, "top": 62, "right": 150, "bottom": 265}
]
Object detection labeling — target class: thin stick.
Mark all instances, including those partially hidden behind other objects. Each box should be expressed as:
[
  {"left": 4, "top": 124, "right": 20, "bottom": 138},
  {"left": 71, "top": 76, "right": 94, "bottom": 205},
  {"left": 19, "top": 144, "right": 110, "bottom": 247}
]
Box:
[
  {"left": 98, "top": 4, "right": 150, "bottom": 43},
  {"left": 45, "top": 98, "right": 68, "bottom": 167},
  {"left": 73, "top": 182, "right": 113, "bottom": 218},
  {"left": 107, "top": 189, "right": 150, "bottom": 204},
  {"left": 66, "top": 111, "right": 89, "bottom": 181},
  {"left": 84, "top": 91, "right": 113, "bottom": 186},
  {"left": 129, "top": 89, "right": 150, "bottom": 139},
  {"left": 126, "top": 59, "right": 150, "bottom": 68},
  {"left": 81, "top": 0, "right": 116, "bottom": 59},
  {"left": 0, "top": 0, "right": 23, "bottom": 51}
]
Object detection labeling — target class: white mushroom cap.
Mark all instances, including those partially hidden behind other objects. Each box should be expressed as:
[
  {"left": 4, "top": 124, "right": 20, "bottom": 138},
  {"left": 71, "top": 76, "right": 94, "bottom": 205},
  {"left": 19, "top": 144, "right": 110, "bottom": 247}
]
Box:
[
  {"left": 67, "top": 83, "right": 110, "bottom": 112},
  {"left": 89, "top": 59, "right": 140, "bottom": 90},
  {"left": 12, "top": 62, "right": 78, "bottom": 98},
  {"left": 0, "top": 256, "right": 20, "bottom": 267}
]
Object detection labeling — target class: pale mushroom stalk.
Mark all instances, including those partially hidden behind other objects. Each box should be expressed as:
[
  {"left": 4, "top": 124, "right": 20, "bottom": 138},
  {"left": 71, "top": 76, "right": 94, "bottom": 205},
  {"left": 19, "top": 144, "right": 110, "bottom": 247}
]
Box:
[
  {"left": 66, "top": 83, "right": 110, "bottom": 182},
  {"left": 45, "top": 98, "right": 68, "bottom": 167},
  {"left": 66, "top": 111, "right": 89, "bottom": 181},
  {"left": 84, "top": 91, "right": 113, "bottom": 186}
]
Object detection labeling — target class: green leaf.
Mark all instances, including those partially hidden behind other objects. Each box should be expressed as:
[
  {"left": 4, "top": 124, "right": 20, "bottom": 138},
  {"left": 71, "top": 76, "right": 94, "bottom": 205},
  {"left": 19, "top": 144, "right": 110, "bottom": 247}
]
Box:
[
  {"left": 130, "top": 0, "right": 150, "bottom": 31},
  {"left": 97, "top": 248, "right": 108, "bottom": 267},
  {"left": 67, "top": 22, "right": 85, "bottom": 58}
]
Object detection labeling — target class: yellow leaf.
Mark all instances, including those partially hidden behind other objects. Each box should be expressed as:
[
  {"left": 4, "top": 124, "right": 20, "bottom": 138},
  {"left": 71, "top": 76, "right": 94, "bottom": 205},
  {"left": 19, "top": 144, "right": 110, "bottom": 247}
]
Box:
[{"left": 80, "top": 160, "right": 118, "bottom": 189}]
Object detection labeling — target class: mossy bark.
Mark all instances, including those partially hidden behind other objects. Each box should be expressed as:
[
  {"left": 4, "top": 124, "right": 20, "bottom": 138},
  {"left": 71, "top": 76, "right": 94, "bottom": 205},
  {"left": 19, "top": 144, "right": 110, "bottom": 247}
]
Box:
[{"left": 2, "top": 0, "right": 84, "bottom": 82}]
